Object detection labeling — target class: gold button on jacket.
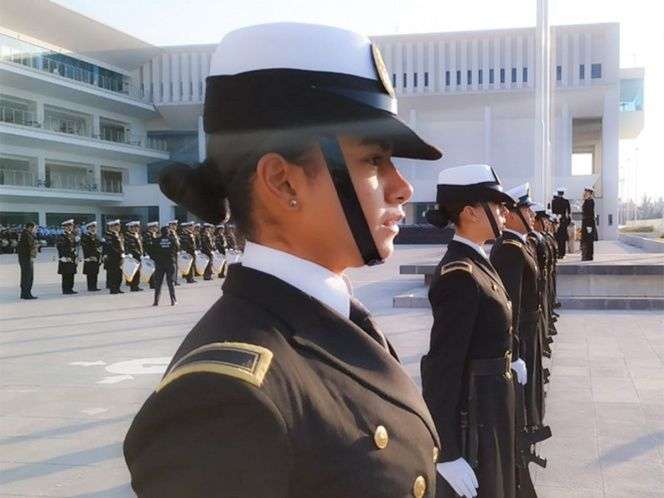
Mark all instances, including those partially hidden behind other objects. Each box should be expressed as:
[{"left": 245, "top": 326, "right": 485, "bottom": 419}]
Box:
[
  {"left": 413, "top": 475, "right": 427, "bottom": 498},
  {"left": 374, "top": 425, "right": 389, "bottom": 449}
]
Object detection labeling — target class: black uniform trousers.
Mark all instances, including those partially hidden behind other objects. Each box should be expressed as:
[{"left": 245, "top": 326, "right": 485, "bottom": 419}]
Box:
[
  {"left": 128, "top": 270, "right": 142, "bottom": 291},
  {"left": 108, "top": 264, "right": 123, "bottom": 293},
  {"left": 19, "top": 256, "right": 34, "bottom": 298},
  {"left": 554, "top": 226, "right": 567, "bottom": 258},
  {"left": 581, "top": 222, "right": 595, "bottom": 261},
  {"left": 185, "top": 254, "right": 196, "bottom": 283},
  {"left": 61, "top": 273, "right": 75, "bottom": 294},
  {"left": 153, "top": 265, "right": 176, "bottom": 303},
  {"left": 87, "top": 272, "right": 98, "bottom": 291}
]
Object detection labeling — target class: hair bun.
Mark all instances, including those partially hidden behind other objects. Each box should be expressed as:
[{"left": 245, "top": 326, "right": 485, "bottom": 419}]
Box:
[
  {"left": 424, "top": 208, "right": 450, "bottom": 228},
  {"left": 158, "top": 161, "right": 228, "bottom": 223}
]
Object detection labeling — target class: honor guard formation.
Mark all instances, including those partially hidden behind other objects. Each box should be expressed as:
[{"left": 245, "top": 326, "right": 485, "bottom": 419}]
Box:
[{"left": 11, "top": 20, "right": 581, "bottom": 498}]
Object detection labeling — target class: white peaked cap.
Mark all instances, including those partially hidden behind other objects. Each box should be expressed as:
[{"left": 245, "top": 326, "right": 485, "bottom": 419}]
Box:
[
  {"left": 556, "top": 186, "right": 566, "bottom": 194},
  {"left": 210, "top": 23, "right": 377, "bottom": 81},
  {"left": 180, "top": 221, "right": 194, "bottom": 227},
  {"left": 168, "top": 219, "right": 178, "bottom": 224},
  {"left": 147, "top": 221, "right": 159, "bottom": 227},
  {"left": 107, "top": 219, "right": 120, "bottom": 225},
  {"left": 437, "top": 164, "right": 498, "bottom": 186},
  {"left": 126, "top": 221, "right": 140, "bottom": 227},
  {"left": 203, "top": 223, "right": 214, "bottom": 228},
  {"left": 85, "top": 221, "right": 97, "bottom": 228},
  {"left": 584, "top": 185, "right": 595, "bottom": 191},
  {"left": 506, "top": 182, "right": 535, "bottom": 206},
  {"left": 61, "top": 219, "right": 74, "bottom": 225}
]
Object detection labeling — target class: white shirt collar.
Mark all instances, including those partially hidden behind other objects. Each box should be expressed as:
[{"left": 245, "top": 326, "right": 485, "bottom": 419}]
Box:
[
  {"left": 240, "top": 241, "right": 351, "bottom": 318},
  {"left": 452, "top": 234, "right": 489, "bottom": 261},
  {"left": 503, "top": 228, "right": 528, "bottom": 243}
]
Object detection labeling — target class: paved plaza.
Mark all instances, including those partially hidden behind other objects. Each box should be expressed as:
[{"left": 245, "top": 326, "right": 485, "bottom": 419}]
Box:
[{"left": 0, "top": 244, "right": 662, "bottom": 497}]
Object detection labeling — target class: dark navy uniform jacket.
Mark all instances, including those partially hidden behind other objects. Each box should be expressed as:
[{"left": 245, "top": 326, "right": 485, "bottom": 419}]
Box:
[{"left": 124, "top": 264, "right": 440, "bottom": 498}]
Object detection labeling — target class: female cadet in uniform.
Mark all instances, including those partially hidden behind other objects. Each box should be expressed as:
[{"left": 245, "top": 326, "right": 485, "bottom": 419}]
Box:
[
  {"left": 124, "top": 23, "right": 442, "bottom": 498},
  {"left": 421, "top": 164, "right": 517, "bottom": 498}
]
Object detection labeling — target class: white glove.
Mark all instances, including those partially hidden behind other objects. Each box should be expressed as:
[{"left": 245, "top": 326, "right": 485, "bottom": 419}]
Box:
[
  {"left": 75, "top": 235, "right": 81, "bottom": 242},
  {"left": 586, "top": 227, "right": 592, "bottom": 234},
  {"left": 437, "top": 458, "right": 478, "bottom": 498},
  {"left": 120, "top": 253, "right": 126, "bottom": 258},
  {"left": 511, "top": 358, "right": 528, "bottom": 385},
  {"left": 58, "top": 257, "right": 70, "bottom": 263}
]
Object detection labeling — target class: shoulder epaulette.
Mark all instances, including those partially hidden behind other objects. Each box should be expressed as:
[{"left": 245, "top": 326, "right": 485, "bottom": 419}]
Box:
[
  {"left": 156, "top": 341, "right": 273, "bottom": 393},
  {"left": 440, "top": 261, "right": 473, "bottom": 277},
  {"left": 503, "top": 239, "right": 523, "bottom": 248}
]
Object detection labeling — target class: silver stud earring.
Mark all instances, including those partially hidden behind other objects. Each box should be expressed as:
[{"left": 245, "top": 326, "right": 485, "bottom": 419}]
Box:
[{"left": 289, "top": 199, "right": 298, "bottom": 208}]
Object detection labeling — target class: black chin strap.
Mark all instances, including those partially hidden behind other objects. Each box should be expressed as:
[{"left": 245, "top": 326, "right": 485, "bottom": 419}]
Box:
[
  {"left": 319, "top": 137, "right": 383, "bottom": 266},
  {"left": 480, "top": 202, "right": 501, "bottom": 239},
  {"left": 516, "top": 207, "right": 532, "bottom": 234}
]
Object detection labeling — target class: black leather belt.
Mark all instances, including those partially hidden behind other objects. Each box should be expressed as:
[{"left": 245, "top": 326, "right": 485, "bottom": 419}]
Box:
[{"left": 470, "top": 351, "right": 512, "bottom": 380}]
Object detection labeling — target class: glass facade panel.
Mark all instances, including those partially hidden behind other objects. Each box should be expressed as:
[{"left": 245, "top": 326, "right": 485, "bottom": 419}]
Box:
[{"left": 620, "top": 79, "right": 644, "bottom": 112}]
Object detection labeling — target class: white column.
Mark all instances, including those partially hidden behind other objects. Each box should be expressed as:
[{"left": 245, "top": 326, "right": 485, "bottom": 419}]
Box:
[
  {"left": 584, "top": 33, "right": 592, "bottom": 87},
  {"left": 37, "top": 156, "right": 46, "bottom": 183},
  {"left": 449, "top": 40, "right": 457, "bottom": 92},
  {"left": 427, "top": 41, "right": 435, "bottom": 92},
  {"left": 181, "top": 53, "right": 191, "bottom": 102},
  {"left": 92, "top": 114, "right": 100, "bottom": 138},
  {"left": 394, "top": 43, "right": 403, "bottom": 94},
  {"left": 527, "top": 34, "right": 535, "bottom": 88},
  {"left": 150, "top": 57, "right": 158, "bottom": 101},
  {"left": 534, "top": 0, "right": 552, "bottom": 204},
  {"left": 416, "top": 42, "right": 425, "bottom": 94},
  {"left": 161, "top": 53, "right": 170, "bottom": 102},
  {"left": 572, "top": 33, "right": 580, "bottom": 87},
  {"left": 92, "top": 164, "right": 101, "bottom": 190},
  {"left": 171, "top": 53, "right": 180, "bottom": 102},
  {"left": 438, "top": 41, "right": 446, "bottom": 93},
  {"left": 197, "top": 116, "right": 206, "bottom": 162},
  {"left": 482, "top": 38, "right": 490, "bottom": 89},
  {"left": 516, "top": 35, "right": 524, "bottom": 88},
  {"left": 191, "top": 52, "right": 200, "bottom": 102},
  {"left": 35, "top": 99, "right": 44, "bottom": 124},
  {"left": 484, "top": 106, "right": 492, "bottom": 164},
  {"left": 602, "top": 89, "right": 619, "bottom": 239},
  {"left": 493, "top": 37, "right": 501, "bottom": 90},
  {"left": 561, "top": 32, "right": 569, "bottom": 87},
  {"left": 459, "top": 39, "right": 468, "bottom": 91},
  {"left": 504, "top": 36, "right": 512, "bottom": 89},
  {"left": 159, "top": 203, "right": 175, "bottom": 226},
  {"left": 471, "top": 39, "right": 479, "bottom": 91},
  {"left": 405, "top": 43, "right": 414, "bottom": 94},
  {"left": 38, "top": 209, "right": 46, "bottom": 226}
]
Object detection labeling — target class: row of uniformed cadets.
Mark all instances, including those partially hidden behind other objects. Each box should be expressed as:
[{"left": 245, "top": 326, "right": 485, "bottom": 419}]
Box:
[
  {"left": 53, "top": 219, "right": 237, "bottom": 297},
  {"left": 123, "top": 23, "right": 562, "bottom": 498}
]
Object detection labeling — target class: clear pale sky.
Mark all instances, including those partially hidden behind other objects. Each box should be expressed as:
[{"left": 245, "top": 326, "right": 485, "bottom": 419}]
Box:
[{"left": 52, "top": 0, "right": 663, "bottom": 201}]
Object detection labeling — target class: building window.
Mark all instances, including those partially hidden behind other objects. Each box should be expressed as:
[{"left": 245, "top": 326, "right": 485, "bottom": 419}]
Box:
[
  {"left": 456, "top": 70, "right": 461, "bottom": 85},
  {"left": 392, "top": 73, "right": 397, "bottom": 88},
  {"left": 159, "top": 82, "right": 163, "bottom": 99},
  {"left": 179, "top": 81, "right": 183, "bottom": 96},
  {"left": 478, "top": 69, "right": 483, "bottom": 85},
  {"left": 199, "top": 81, "right": 203, "bottom": 96},
  {"left": 511, "top": 67, "right": 517, "bottom": 83},
  {"left": 189, "top": 81, "right": 193, "bottom": 97},
  {"left": 414, "top": 73, "right": 418, "bottom": 88},
  {"left": 500, "top": 68, "right": 505, "bottom": 83},
  {"left": 489, "top": 68, "right": 495, "bottom": 84},
  {"left": 445, "top": 71, "right": 451, "bottom": 86},
  {"left": 424, "top": 72, "right": 429, "bottom": 87},
  {"left": 169, "top": 82, "right": 173, "bottom": 96},
  {"left": 403, "top": 73, "right": 407, "bottom": 88},
  {"left": 556, "top": 65, "right": 562, "bottom": 81},
  {"left": 579, "top": 64, "right": 585, "bottom": 80},
  {"left": 522, "top": 67, "right": 528, "bottom": 82},
  {"left": 591, "top": 63, "right": 602, "bottom": 79}
]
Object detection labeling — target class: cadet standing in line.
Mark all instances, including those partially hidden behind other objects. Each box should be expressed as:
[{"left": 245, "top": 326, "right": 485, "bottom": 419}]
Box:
[
  {"left": 581, "top": 186, "right": 597, "bottom": 261},
  {"left": 201, "top": 222, "right": 216, "bottom": 280},
  {"left": 56, "top": 219, "right": 78, "bottom": 295},
  {"left": 144, "top": 221, "right": 160, "bottom": 289},
  {"left": 152, "top": 226, "right": 177, "bottom": 307},
  {"left": 167, "top": 220, "right": 180, "bottom": 285},
  {"left": 491, "top": 184, "right": 551, "bottom": 498},
  {"left": 422, "top": 164, "right": 516, "bottom": 498},
  {"left": 124, "top": 22, "right": 442, "bottom": 498},
  {"left": 124, "top": 221, "right": 145, "bottom": 291},
  {"left": 550, "top": 188, "right": 571, "bottom": 258},
  {"left": 104, "top": 219, "right": 125, "bottom": 294},
  {"left": 81, "top": 221, "right": 103, "bottom": 291},
  {"left": 18, "top": 222, "right": 38, "bottom": 300},
  {"left": 214, "top": 223, "right": 228, "bottom": 278},
  {"left": 179, "top": 221, "right": 197, "bottom": 283}
]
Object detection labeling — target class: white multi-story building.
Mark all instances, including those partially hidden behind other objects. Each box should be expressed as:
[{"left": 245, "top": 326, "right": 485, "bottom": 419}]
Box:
[{"left": 0, "top": 1, "right": 644, "bottom": 239}]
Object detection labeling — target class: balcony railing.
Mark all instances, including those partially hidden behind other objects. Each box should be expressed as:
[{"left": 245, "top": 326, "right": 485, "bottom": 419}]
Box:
[
  {"left": 44, "top": 115, "right": 88, "bottom": 137},
  {"left": 0, "top": 106, "right": 39, "bottom": 127},
  {"left": 0, "top": 33, "right": 144, "bottom": 100},
  {"left": 0, "top": 169, "right": 36, "bottom": 187},
  {"left": 0, "top": 110, "right": 168, "bottom": 152},
  {"left": 100, "top": 178, "right": 123, "bottom": 193}
]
